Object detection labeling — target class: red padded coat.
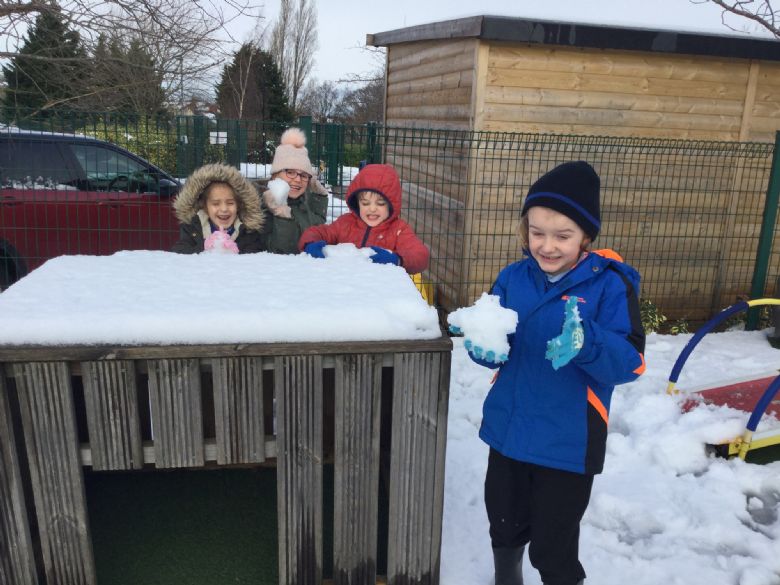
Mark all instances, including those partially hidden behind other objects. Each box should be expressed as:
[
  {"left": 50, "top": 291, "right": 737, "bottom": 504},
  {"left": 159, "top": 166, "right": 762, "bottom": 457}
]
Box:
[{"left": 298, "top": 164, "right": 430, "bottom": 274}]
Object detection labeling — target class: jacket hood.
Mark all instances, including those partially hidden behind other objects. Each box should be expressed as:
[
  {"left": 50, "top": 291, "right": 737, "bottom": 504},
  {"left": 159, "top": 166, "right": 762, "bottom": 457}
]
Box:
[
  {"left": 591, "top": 249, "right": 641, "bottom": 293},
  {"left": 173, "top": 163, "right": 264, "bottom": 231},
  {"left": 346, "top": 164, "right": 402, "bottom": 221}
]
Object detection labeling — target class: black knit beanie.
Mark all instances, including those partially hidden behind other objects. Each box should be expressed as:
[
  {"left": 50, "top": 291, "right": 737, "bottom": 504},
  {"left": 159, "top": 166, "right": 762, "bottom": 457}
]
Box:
[{"left": 521, "top": 161, "right": 601, "bottom": 240}]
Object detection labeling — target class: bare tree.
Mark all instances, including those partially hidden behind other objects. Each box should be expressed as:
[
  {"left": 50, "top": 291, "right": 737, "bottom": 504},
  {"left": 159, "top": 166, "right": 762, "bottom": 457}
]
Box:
[
  {"left": 334, "top": 78, "right": 384, "bottom": 124},
  {"left": 269, "top": 0, "right": 318, "bottom": 112},
  {"left": 0, "top": 0, "right": 262, "bottom": 109},
  {"left": 297, "top": 79, "right": 342, "bottom": 122},
  {"left": 693, "top": 0, "right": 779, "bottom": 37},
  {"left": 270, "top": 0, "right": 292, "bottom": 95}
]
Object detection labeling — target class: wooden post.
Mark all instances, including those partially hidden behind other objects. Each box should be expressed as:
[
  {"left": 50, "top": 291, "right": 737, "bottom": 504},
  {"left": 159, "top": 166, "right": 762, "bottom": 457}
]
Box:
[
  {"left": 147, "top": 359, "right": 204, "bottom": 468},
  {"left": 81, "top": 360, "right": 143, "bottom": 470},
  {"left": 212, "top": 357, "right": 266, "bottom": 465},
  {"left": 276, "top": 355, "right": 323, "bottom": 585},
  {"left": 0, "top": 367, "right": 39, "bottom": 585},
  {"left": 387, "top": 351, "right": 450, "bottom": 585},
  {"left": 332, "top": 354, "right": 383, "bottom": 585},
  {"left": 14, "top": 362, "right": 96, "bottom": 585}
]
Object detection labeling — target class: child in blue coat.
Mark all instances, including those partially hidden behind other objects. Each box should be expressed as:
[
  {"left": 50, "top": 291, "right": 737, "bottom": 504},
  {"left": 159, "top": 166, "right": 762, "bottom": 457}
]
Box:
[{"left": 471, "top": 161, "right": 646, "bottom": 585}]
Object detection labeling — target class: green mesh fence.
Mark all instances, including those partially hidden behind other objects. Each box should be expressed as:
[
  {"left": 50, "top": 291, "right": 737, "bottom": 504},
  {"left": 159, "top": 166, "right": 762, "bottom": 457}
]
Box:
[{"left": 1, "top": 110, "right": 777, "bottom": 326}]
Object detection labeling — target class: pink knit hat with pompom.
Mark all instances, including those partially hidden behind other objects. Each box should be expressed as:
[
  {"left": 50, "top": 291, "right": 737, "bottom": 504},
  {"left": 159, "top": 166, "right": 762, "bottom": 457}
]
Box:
[{"left": 271, "top": 128, "right": 315, "bottom": 175}]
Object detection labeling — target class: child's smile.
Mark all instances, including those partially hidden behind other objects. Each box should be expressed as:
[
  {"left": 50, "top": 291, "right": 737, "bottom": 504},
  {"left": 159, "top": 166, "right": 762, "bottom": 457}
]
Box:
[
  {"left": 358, "top": 191, "right": 390, "bottom": 227},
  {"left": 205, "top": 183, "right": 238, "bottom": 229}
]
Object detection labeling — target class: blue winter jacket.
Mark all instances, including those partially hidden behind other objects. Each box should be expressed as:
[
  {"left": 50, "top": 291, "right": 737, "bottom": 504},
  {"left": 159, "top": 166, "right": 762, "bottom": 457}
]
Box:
[{"left": 477, "top": 250, "right": 646, "bottom": 475}]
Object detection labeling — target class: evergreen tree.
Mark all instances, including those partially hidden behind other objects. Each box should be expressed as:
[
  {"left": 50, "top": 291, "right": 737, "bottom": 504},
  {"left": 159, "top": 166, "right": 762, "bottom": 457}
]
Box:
[
  {"left": 216, "top": 44, "right": 293, "bottom": 123},
  {"left": 1, "top": 9, "right": 85, "bottom": 120}
]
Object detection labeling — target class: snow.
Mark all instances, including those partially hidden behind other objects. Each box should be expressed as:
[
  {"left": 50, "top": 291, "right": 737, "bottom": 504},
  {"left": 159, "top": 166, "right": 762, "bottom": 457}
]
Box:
[
  {"left": 447, "top": 293, "right": 517, "bottom": 364},
  {"left": 442, "top": 330, "right": 780, "bottom": 585},
  {"left": 1, "top": 251, "right": 780, "bottom": 583},
  {"left": 0, "top": 251, "right": 440, "bottom": 345}
]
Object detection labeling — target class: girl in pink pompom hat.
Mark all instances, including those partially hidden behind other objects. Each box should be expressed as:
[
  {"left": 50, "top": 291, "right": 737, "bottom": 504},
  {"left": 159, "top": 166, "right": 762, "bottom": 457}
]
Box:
[{"left": 260, "top": 127, "right": 329, "bottom": 254}]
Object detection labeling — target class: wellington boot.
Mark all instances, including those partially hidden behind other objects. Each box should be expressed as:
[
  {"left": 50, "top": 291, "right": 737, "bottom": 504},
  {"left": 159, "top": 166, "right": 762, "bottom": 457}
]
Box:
[{"left": 493, "top": 545, "right": 524, "bottom": 585}]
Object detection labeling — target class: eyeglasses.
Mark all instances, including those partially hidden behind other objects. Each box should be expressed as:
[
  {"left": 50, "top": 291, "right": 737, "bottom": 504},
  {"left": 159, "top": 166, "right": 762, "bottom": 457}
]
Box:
[{"left": 283, "top": 169, "right": 312, "bottom": 181}]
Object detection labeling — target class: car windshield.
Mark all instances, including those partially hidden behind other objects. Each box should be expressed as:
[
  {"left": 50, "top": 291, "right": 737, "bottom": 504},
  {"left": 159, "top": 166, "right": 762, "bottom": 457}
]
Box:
[{"left": 70, "top": 143, "right": 145, "bottom": 181}]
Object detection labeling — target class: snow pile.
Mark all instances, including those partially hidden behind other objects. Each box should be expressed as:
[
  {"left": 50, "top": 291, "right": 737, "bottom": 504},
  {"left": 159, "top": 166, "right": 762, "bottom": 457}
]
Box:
[
  {"left": 321, "top": 242, "right": 375, "bottom": 260},
  {"left": 0, "top": 251, "right": 440, "bottom": 345},
  {"left": 447, "top": 293, "right": 518, "bottom": 363},
  {"left": 441, "top": 330, "right": 780, "bottom": 585}
]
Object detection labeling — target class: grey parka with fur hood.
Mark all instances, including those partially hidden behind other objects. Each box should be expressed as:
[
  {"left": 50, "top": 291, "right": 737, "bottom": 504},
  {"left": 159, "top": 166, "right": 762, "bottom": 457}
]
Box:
[{"left": 171, "top": 163, "right": 266, "bottom": 254}]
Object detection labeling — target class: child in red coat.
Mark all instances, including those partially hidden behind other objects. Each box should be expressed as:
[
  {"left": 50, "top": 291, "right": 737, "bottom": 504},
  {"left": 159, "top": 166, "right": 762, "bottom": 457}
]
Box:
[{"left": 298, "top": 164, "right": 429, "bottom": 274}]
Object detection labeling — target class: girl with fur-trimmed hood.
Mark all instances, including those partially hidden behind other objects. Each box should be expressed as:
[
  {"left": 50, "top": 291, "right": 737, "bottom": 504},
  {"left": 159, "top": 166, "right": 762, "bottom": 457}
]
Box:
[{"left": 171, "top": 163, "right": 266, "bottom": 254}]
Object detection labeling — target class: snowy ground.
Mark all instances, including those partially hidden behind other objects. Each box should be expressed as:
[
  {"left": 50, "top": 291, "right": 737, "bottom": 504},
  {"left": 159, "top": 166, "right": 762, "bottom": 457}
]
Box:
[
  {"left": 442, "top": 330, "right": 780, "bottom": 585},
  {"left": 1, "top": 252, "right": 779, "bottom": 584}
]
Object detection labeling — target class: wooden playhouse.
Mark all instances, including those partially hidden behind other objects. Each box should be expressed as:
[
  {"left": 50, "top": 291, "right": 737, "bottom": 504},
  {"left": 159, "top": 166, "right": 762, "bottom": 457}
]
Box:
[{"left": 369, "top": 16, "right": 780, "bottom": 319}]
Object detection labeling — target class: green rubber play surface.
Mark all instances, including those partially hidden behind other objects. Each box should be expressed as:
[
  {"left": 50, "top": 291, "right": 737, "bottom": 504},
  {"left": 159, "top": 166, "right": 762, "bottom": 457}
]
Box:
[{"left": 85, "top": 467, "right": 280, "bottom": 585}]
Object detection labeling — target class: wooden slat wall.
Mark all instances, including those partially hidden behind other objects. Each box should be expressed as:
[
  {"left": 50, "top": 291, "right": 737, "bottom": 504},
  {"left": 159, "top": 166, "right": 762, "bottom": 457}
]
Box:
[
  {"left": 385, "top": 39, "right": 478, "bottom": 129},
  {"left": 81, "top": 360, "right": 143, "bottom": 471},
  {"left": 387, "top": 351, "right": 450, "bottom": 585},
  {"left": 1, "top": 340, "right": 452, "bottom": 585},
  {"left": 276, "top": 355, "right": 323, "bottom": 585},
  {"left": 478, "top": 45, "right": 780, "bottom": 140},
  {"left": 750, "top": 61, "right": 780, "bottom": 143},
  {"left": 332, "top": 354, "right": 383, "bottom": 585},
  {"left": 0, "top": 368, "right": 39, "bottom": 585},
  {"left": 212, "top": 357, "right": 266, "bottom": 465},
  {"left": 13, "top": 362, "right": 96, "bottom": 585},
  {"left": 147, "top": 358, "right": 204, "bottom": 468}
]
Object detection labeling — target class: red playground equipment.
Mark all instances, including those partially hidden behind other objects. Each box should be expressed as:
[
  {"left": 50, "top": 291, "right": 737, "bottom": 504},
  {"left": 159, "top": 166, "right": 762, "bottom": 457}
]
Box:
[{"left": 666, "top": 298, "right": 780, "bottom": 460}]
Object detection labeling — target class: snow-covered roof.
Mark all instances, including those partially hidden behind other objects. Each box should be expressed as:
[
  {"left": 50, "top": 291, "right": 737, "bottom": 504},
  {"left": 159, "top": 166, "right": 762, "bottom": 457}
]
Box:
[{"left": 0, "top": 250, "right": 441, "bottom": 346}]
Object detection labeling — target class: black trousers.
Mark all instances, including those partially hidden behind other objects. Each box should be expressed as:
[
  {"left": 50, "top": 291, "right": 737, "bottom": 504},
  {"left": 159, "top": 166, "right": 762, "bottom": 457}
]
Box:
[{"left": 485, "top": 448, "right": 594, "bottom": 585}]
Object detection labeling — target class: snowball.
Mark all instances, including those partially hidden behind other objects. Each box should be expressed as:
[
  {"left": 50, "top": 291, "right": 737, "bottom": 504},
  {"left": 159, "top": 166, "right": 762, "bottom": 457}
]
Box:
[
  {"left": 448, "top": 293, "right": 518, "bottom": 361},
  {"left": 322, "top": 242, "right": 374, "bottom": 261},
  {"left": 267, "top": 178, "right": 290, "bottom": 206}
]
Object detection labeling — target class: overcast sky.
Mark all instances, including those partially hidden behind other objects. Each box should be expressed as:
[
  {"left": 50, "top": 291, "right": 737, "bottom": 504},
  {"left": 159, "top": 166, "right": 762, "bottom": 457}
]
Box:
[{"left": 228, "top": 0, "right": 775, "bottom": 84}]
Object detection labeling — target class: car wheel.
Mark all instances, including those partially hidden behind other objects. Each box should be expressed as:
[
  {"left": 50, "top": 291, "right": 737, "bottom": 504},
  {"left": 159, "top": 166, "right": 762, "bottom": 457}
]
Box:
[{"left": 0, "top": 242, "right": 27, "bottom": 292}]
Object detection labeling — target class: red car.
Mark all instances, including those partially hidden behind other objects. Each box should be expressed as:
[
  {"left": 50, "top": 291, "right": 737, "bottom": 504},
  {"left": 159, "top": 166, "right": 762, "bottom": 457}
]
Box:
[{"left": 0, "top": 128, "right": 182, "bottom": 289}]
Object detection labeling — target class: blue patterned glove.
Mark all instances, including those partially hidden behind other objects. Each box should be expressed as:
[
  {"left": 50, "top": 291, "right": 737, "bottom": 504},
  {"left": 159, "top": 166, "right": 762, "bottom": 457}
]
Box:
[
  {"left": 545, "top": 296, "right": 584, "bottom": 370},
  {"left": 304, "top": 240, "right": 327, "bottom": 258},
  {"left": 465, "top": 339, "right": 508, "bottom": 364},
  {"left": 449, "top": 325, "right": 462, "bottom": 335},
  {"left": 370, "top": 246, "right": 400, "bottom": 266}
]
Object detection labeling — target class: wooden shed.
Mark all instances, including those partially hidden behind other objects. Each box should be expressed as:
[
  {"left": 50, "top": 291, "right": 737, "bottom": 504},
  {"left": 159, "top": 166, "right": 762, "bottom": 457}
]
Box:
[
  {"left": 368, "top": 17, "right": 780, "bottom": 319},
  {"left": 368, "top": 15, "right": 780, "bottom": 140}
]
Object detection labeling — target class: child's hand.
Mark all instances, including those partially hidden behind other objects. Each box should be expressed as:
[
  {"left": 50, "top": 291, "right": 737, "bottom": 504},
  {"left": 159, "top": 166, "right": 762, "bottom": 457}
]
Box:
[
  {"left": 267, "top": 178, "right": 290, "bottom": 206},
  {"left": 304, "top": 240, "right": 327, "bottom": 258},
  {"left": 545, "top": 296, "right": 584, "bottom": 370},
  {"left": 369, "top": 246, "right": 400, "bottom": 266},
  {"left": 204, "top": 230, "right": 239, "bottom": 254}
]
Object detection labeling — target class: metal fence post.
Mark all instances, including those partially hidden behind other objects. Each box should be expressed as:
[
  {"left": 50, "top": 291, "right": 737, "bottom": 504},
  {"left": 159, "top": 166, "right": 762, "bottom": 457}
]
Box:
[
  {"left": 367, "top": 122, "right": 381, "bottom": 164},
  {"left": 747, "top": 131, "right": 780, "bottom": 330},
  {"left": 325, "top": 123, "right": 344, "bottom": 188},
  {"left": 298, "top": 115, "right": 313, "bottom": 150}
]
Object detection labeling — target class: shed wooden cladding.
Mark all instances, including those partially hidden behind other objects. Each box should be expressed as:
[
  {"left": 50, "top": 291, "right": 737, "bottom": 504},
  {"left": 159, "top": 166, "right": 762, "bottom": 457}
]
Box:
[
  {"left": 372, "top": 16, "right": 780, "bottom": 141},
  {"left": 0, "top": 337, "right": 452, "bottom": 585}
]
